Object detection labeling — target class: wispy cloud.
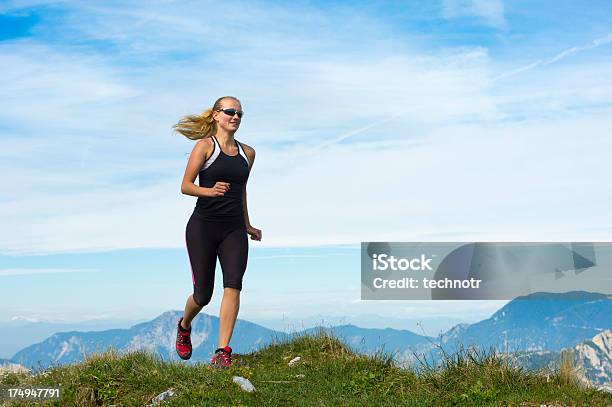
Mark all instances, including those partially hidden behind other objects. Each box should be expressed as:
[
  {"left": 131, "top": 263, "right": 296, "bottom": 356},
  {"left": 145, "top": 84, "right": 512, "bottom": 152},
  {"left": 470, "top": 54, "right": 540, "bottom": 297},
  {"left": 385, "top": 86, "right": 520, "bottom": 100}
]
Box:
[
  {"left": 442, "top": 0, "right": 506, "bottom": 29},
  {"left": 250, "top": 253, "right": 353, "bottom": 260},
  {"left": 493, "top": 33, "right": 612, "bottom": 81},
  {"left": 7, "top": 312, "right": 121, "bottom": 323},
  {"left": 314, "top": 32, "right": 612, "bottom": 152},
  {"left": 0, "top": 268, "right": 97, "bottom": 277},
  {"left": 10, "top": 315, "right": 43, "bottom": 323}
]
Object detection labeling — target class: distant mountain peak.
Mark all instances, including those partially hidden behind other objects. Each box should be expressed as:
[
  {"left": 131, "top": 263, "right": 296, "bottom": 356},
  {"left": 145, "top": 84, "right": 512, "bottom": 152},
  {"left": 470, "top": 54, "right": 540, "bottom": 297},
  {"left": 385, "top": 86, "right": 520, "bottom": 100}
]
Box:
[
  {"left": 514, "top": 291, "right": 610, "bottom": 302},
  {"left": 591, "top": 329, "right": 611, "bottom": 352},
  {"left": 574, "top": 329, "right": 612, "bottom": 387}
]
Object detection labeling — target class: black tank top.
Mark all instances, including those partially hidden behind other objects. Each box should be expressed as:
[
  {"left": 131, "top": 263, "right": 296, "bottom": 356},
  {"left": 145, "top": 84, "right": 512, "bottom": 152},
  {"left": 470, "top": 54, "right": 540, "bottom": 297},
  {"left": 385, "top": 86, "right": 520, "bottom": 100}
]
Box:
[{"left": 194, "top": 135, "right": 251, "bottom": 222}]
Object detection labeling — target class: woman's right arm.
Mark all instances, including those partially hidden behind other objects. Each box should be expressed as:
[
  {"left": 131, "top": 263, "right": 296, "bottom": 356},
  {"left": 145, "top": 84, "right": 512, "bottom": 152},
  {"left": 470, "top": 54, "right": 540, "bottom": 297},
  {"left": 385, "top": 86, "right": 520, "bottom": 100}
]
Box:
[{"left": 181, "top": 139, "right": 212, "bottom": 197}]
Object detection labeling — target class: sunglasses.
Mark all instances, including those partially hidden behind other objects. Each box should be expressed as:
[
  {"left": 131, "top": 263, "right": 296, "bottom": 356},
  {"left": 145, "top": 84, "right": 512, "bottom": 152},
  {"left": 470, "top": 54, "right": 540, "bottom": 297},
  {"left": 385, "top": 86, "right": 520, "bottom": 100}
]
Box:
[{"left": 217, "top": 108, "right": 244, "bottom": 118}]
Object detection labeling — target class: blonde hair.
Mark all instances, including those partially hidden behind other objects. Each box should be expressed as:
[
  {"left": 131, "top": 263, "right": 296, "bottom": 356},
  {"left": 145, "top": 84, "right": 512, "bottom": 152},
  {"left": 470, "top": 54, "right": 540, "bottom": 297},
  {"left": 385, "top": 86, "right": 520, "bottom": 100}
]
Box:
[{"left": 173, "top": 96, "right": 242, "bottom": 140}]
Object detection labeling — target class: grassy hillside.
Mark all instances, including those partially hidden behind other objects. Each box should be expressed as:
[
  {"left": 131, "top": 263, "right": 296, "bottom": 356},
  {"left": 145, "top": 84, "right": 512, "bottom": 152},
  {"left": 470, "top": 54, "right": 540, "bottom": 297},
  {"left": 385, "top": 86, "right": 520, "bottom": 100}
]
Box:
[{"left": 1, "top": 331, "right": 611, "bottom": 406}]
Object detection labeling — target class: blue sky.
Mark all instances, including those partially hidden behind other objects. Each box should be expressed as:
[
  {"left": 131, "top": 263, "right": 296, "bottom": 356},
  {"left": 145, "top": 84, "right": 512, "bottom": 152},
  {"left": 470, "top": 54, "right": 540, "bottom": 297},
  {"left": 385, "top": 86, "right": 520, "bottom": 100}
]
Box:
[{"left": 1, "top": 0, "right": 611, "bottom": 331}]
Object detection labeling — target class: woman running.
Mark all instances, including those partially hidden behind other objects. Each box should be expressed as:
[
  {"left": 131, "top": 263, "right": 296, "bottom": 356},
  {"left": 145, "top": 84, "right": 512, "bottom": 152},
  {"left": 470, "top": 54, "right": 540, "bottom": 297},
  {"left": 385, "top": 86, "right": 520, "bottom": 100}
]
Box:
[{"left": 172, "top": 96, "right": 262, "bottom": 367}]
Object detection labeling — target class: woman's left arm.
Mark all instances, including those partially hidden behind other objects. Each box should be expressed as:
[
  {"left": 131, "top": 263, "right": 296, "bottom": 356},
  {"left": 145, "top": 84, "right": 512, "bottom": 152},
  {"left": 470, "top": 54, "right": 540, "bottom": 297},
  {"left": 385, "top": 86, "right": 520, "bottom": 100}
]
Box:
[
  {"left": 242, "top": 184, "right": 251, "bottom": 228},
  {"left": 242, "top": 145, "right": 255, "bottom": 227},
  {"left": 242, "top": 145, "right": 262, "bottom": 241}
]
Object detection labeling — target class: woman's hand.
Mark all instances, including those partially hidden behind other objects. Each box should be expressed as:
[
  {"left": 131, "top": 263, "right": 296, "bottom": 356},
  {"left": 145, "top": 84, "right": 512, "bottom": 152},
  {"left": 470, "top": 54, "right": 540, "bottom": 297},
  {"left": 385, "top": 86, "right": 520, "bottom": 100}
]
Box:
[
  {"left": 246, "top": 225, "right": 262, "bottom": 241},
  {"left": 207, "top": 181, "right": 230, "bottom": 197}
]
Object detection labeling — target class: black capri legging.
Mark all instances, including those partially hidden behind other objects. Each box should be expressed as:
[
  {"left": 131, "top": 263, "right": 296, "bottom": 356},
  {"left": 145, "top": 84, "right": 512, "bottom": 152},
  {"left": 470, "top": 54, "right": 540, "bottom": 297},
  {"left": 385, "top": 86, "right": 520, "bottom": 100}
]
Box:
[{"left": 185, "top": 213, "right": 248, "bottom": 307}]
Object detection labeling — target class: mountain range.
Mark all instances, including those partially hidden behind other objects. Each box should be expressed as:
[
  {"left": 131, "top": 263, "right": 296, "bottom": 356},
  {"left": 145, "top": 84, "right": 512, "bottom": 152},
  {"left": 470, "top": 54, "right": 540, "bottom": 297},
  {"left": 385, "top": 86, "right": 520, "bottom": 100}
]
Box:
[{"left": 3, "top": 291, "right": 610, "bottom": 389}]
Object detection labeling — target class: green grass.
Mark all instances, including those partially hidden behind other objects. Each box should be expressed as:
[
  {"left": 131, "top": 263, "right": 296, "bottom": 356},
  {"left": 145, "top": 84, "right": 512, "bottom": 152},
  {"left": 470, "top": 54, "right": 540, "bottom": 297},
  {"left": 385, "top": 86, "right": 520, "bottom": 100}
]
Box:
[{"left": 1, "top": 330, "right": 611, "bottom": 406}]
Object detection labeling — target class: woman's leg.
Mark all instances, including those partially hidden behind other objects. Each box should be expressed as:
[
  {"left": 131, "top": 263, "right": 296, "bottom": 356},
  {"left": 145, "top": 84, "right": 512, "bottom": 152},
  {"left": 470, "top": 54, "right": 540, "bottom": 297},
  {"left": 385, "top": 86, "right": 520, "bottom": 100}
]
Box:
[
  {"left": 217, "top": 224, "right": 248, "bottom": 348},
  {"left": 218, "top": 288, "right": 240, "bottom": 347},
  {"left": 183, "top": 215, "right": 218, "bottom": 328},
  {"left": 181, "top": 294, "right": 203, "bottom": 329}
]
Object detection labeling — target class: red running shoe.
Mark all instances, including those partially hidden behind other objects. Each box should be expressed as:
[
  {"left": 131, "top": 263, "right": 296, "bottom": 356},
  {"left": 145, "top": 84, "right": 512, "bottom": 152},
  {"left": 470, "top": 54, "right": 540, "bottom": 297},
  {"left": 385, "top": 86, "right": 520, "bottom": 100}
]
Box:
[
  {"left": 211, "top": 346, "right": 233, "bottom": 368},
  {"left": 175, "top": 317, "right": 192, "bottom": 360}
]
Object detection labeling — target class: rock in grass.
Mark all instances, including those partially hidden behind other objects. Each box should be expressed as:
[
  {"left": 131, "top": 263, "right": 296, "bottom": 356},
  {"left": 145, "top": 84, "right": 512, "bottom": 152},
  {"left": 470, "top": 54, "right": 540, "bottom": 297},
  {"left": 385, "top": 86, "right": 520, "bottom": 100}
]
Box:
[
  {"left": 233, "top": 376, "right": 256, "bottom": 392},
  {"left": 147, "top": 388, "right": 176, "bottom": 406},
  {"left": 288, "top": 356, "right": 301, "bottom": 367}
]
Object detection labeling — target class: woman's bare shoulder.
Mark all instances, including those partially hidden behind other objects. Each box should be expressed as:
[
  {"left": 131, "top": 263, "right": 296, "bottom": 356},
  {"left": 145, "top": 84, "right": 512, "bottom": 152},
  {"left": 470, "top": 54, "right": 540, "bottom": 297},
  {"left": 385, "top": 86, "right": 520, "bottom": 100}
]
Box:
[
  {"left": 239, "top": 141, "right": 255, "bottom": 155},
  {"left": 239, "top": 141, "right": 255, "bottom": 164},
  {"left": 194, "top": 137, "right": 214, "bottom": 160}
]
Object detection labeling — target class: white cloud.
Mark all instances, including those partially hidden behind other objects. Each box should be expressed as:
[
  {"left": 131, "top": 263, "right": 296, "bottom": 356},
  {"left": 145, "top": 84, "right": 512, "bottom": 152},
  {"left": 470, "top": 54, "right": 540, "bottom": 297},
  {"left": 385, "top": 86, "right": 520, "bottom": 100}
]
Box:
[
  {"left": 1, "top": 1, "right": 612, "bottom": 256},
  {"left": 10, "top": 315, "right": 42, "bottom": 323},
  {"left": 0, "top": 41, "right": 140, "bottom": 132},
  {"left": 442, "top": 0, "right": 506, "bottom": 29},
  {"left": 493, "top": 33, "right": 612, "bottom": 81},
  {"left": 0, "top": 268, "right": 97, "bottom": 277}
]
